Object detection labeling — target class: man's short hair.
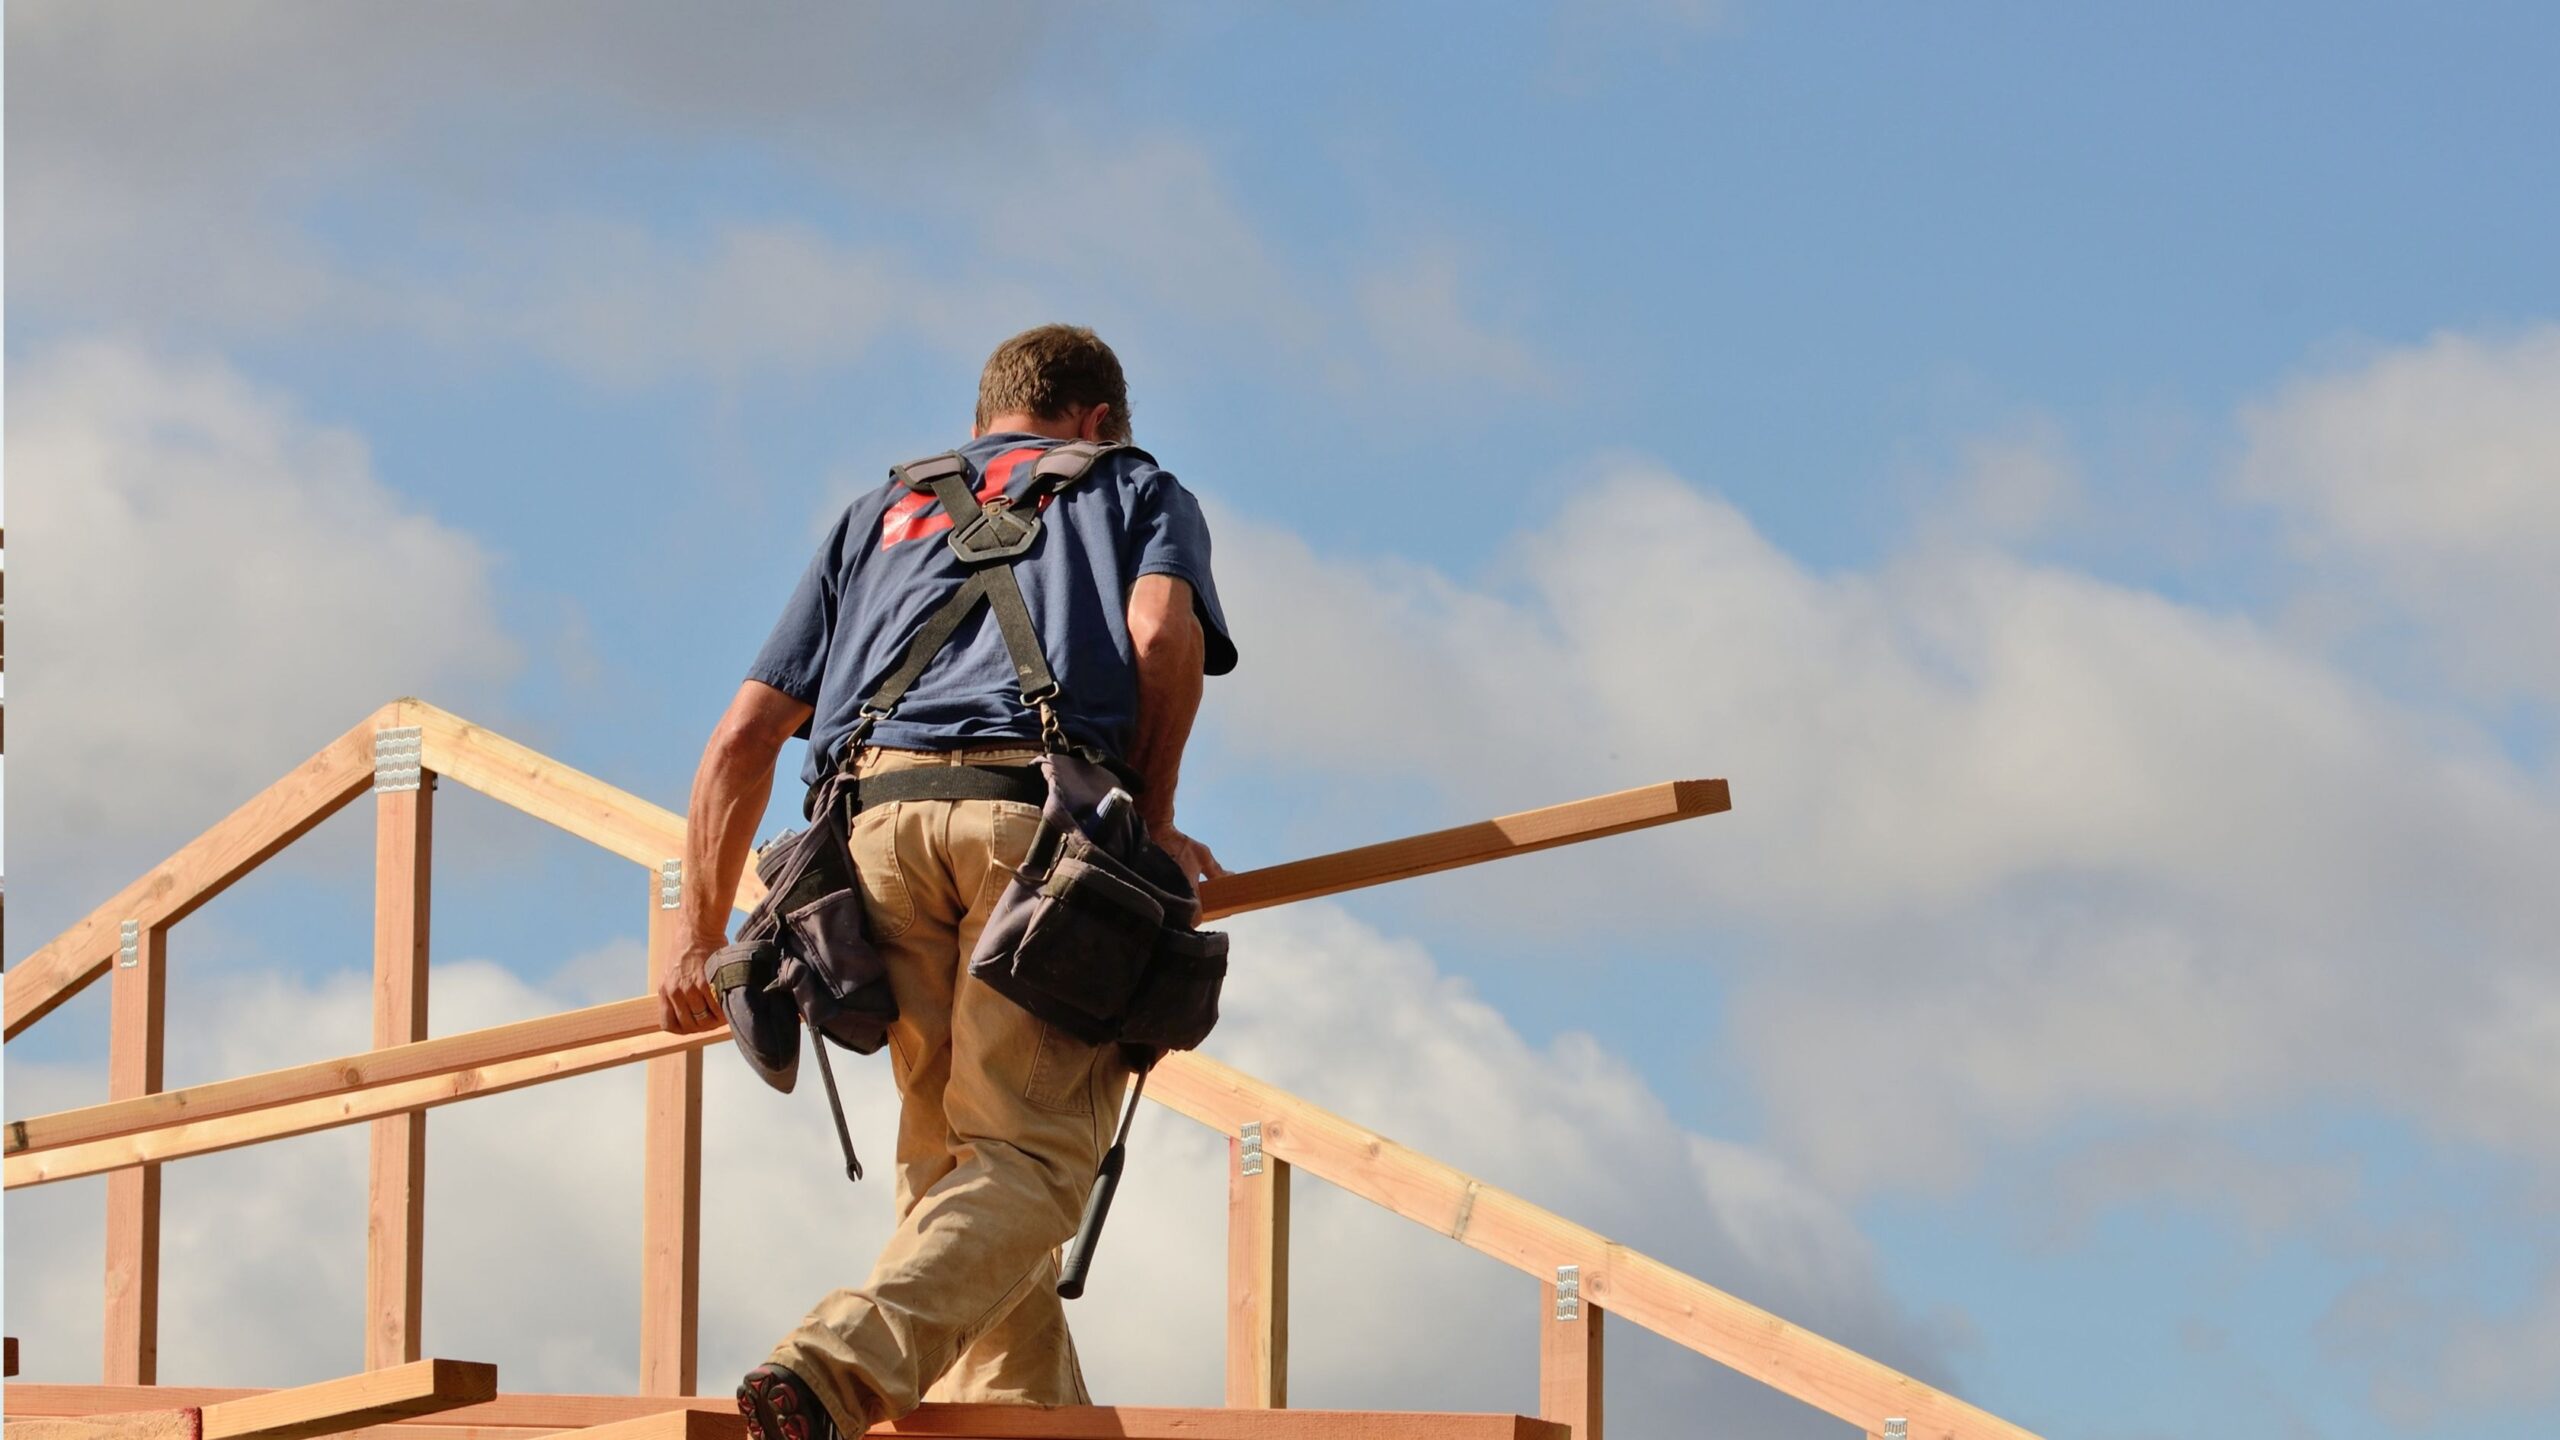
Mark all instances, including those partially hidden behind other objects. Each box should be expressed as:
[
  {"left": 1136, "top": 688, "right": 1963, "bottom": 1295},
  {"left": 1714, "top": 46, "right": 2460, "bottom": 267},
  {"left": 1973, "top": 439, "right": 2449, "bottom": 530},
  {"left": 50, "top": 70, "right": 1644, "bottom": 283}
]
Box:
[{"left": 975, "top": 324, "right": 1133, "bottom": 442}]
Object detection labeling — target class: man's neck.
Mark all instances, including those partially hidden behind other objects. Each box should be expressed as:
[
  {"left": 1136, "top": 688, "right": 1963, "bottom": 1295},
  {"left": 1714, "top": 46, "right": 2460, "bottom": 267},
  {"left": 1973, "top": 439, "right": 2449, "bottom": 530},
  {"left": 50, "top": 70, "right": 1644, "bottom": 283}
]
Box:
[{"left": 977, "top": 411, "right": 1085, "bottom": 442}]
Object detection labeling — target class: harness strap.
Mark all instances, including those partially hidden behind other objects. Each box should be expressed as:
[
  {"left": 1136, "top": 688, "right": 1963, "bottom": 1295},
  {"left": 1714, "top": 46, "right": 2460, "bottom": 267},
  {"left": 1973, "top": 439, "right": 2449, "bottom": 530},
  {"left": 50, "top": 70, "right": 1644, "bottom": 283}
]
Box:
[{"left": 845, "top": 444, "right": 1126, "bottom": 761}]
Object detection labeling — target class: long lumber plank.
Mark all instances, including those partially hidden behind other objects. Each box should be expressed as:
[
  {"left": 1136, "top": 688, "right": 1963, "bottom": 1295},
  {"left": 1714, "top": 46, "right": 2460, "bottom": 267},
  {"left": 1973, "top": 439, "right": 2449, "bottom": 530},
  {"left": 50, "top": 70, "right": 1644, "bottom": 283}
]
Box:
[
  {"left": 1195, "top": 779, "right": 1729, "bottom": 921},
  {"left": 12, "top": 774, "right": 1727, "bottom": 1160},
  {"left": 200, "top": 1361, "right": 495, "bottom": 1440},
  {"left": 8, "top": 1027, "right": 717, "bottom": 1189},
  {"left": 8, "top": 999, "right": 665, "bottom": 1158},
  {"left": 5, "top": 707, "right": 398, "bottom": 1039},
  {"left": 3, "top": 1412, "right": 203, "bottom": 1440},
  {"left": 1146, "top": 1052, "right": 2041, "bottom": 1440},
  {"left": 6, "top": 1394, "right": 1559, "bottom": 1440}
]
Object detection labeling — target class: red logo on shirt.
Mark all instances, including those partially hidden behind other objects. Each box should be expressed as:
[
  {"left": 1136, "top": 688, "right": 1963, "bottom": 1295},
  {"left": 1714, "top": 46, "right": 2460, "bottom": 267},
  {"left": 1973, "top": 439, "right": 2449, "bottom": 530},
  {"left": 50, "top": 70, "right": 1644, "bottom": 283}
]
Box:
[{"left": 878, "top": 447, "right": 1054, "bottom": 551}]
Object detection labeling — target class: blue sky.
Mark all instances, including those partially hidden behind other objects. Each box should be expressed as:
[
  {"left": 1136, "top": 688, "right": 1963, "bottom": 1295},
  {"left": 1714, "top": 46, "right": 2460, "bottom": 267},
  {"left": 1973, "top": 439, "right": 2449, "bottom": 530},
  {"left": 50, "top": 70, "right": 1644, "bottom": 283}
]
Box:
[{"left": 7, "top": 6, "right": 2560, "bottom": 1437}]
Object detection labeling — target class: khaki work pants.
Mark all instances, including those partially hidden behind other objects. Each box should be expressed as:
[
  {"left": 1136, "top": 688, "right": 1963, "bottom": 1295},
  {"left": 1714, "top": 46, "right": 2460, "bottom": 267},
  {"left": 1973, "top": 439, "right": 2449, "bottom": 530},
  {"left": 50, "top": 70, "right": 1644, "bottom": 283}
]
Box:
[{"left": 770, "top": 744, "right": 1135, "bottom": 1433}]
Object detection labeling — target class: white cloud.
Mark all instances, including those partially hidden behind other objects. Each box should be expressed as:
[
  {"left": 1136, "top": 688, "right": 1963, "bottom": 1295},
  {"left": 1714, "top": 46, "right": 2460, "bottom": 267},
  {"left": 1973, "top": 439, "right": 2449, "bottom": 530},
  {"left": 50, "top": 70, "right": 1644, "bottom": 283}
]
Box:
[
  {"left": 2237, "top": 324, "right": 2560, "bottom": 707},
  {"left": 3, "top": 906, "right": 1947, "bottom": 1436},
  {"left": 1205, "top": 436, "right": 2560, "bottom": 1199},
  {"left": 5, "top": 341, "right": 518, "bottom": 880},
  {"left": 7, "top": 8, "right": 1550, "bottom": 409}
]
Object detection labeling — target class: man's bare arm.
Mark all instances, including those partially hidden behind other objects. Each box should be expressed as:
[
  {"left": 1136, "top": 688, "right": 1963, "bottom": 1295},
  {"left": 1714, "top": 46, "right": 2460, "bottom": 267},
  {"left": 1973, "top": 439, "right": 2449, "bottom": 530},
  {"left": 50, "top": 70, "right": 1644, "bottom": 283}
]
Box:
[
  {"left": 1126, "top": 573, "right": 1226, "bottom": 883},
  {"left": 657, "top": 679, "right": 814, "bottom": 1033}
]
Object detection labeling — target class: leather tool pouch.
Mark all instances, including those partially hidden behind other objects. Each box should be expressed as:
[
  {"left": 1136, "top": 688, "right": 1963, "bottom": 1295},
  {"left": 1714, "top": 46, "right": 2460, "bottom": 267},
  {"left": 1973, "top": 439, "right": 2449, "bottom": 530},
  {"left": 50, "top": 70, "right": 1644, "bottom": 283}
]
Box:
[
  {"left": 970, "top": 754, "right": 1230, "bottom": 1053},
  {"left": 713, "top": 776, "right": 897, "bottom": 1094}
]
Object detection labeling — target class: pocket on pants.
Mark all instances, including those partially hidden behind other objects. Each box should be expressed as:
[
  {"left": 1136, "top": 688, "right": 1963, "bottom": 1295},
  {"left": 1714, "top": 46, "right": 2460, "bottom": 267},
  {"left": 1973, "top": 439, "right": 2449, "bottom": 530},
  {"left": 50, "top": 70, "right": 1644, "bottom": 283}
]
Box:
[
  {"left": 848, "top": 804, "right": 916, "bottom": 940},
  {"left": 1023, "top": 1020, "right": 1099, "bottom": 1116}
]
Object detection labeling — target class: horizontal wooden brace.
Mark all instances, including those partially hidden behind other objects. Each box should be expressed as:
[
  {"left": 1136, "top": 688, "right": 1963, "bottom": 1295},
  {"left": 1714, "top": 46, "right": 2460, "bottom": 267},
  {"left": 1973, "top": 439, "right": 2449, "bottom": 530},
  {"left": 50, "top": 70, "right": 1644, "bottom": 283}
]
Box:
[
  {"left": 8, "top": 1026, "right": 716, "bottom": 1189},
  {"left": 7, "top": 1391, "right": 1563, "bottom": 1440},
  {"left": 11, "top": 998, "right": 669, "bottom": 1158}
]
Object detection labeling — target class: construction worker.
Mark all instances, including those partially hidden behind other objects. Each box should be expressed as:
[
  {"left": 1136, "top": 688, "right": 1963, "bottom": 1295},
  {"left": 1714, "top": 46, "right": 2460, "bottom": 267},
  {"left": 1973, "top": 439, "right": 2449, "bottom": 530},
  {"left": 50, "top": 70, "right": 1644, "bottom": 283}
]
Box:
[{"left": 655, "top": 324, "right": 1236, "bottom": 1440}]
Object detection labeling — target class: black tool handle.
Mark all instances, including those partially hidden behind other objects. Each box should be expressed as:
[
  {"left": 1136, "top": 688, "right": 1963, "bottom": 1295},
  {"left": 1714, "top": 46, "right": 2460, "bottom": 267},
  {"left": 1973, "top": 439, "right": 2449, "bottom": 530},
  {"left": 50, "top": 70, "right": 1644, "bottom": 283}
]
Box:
[
  {"left": 1055, "top": 1142, "right": 1124, "bottom": 1300},
  {"left": 1058, "top": 1066, "right": 1149, "bottom": 1299}
]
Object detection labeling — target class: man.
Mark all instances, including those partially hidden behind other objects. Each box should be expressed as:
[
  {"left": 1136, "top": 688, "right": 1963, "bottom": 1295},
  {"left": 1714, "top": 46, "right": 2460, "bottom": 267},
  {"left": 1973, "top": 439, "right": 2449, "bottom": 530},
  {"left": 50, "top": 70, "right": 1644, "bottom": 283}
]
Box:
[{"left": 654, "top": 325, "right": 1238, "bottom": 1438}]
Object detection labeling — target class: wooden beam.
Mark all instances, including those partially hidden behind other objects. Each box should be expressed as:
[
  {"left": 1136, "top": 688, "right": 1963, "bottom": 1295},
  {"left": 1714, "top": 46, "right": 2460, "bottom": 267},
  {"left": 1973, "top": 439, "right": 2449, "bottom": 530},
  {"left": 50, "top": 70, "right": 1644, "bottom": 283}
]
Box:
[
  {"left": 3, "top": 1410, "right": 202, "bottom": 1440},
  {"left": 1147, "top": 1052, "right": 2041, "bottom": 1440},
  {"left": 103, "top": 924, "right": 167, "bottom": 1385},
  {"left": 537, "top": 1415, "right": 731, "bottom": 1440},
  {"left": 1538, "top": 1280, "right": 1602, "bottom": 1440},
  {"left": 1225, "top": 1130, "right": 1288, "bottom": 1408},
  {"left": 8, "top": 1392, "right": 1567, "bottom": 1440},
  {"left": 8, "top": 1024, "right": 719, "bottom": 1190},
  {"left": 198, "top": 1360, "right": 496, "bottom": 1440},
  {"left": 1196, "top": 780, "right": 1729, "bottom": 922},
  {"left": 406, "top": 705, "right": 762, "bottom": 912},
  {"left": 5, "top": 1335, "right": 18, "bottom": 1376},
  {"left": 10, "top": 997, "right": 669, "bottom": 1159},
  {"left": 368, "top": 771, "right": 434, "bottom": 1370},
  {"left": 6, "top": 706, "right": 399, "bottom": 1040},
  {"left": 638, "top": 867, "right": 702, "bottom": 1397}
]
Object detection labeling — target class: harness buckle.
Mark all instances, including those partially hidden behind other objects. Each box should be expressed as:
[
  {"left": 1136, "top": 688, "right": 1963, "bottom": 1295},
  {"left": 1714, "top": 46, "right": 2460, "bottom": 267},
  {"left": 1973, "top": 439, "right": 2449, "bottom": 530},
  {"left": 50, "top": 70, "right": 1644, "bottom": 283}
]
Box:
[{"left": 947, "top": 500, "right": 1042, "bottom": 564}]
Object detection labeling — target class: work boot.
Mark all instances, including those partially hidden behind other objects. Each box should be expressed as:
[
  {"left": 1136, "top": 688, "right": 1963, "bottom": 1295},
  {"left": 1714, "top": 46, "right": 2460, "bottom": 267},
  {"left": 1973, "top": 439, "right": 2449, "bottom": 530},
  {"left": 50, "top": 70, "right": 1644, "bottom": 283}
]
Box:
[{"left": 738, "top": 1362, "right": 844, "bottom": 1440}]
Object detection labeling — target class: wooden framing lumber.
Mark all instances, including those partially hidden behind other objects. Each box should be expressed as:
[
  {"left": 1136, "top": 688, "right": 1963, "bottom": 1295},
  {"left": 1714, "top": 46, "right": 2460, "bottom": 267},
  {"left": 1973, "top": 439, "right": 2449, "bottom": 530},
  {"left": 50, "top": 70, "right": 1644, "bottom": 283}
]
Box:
[
  {"left": 405, "top": 705, "right": 764, "bottom": 912},
  {"left": 1225, "top": 1133, "right": 1289, "bottom": 1408},
  {"left": 104, "top": 924, "right": 168, "bottom": 1385},
  {"left": 6, "top": 706, "right": 396, "bottom": 1039},
  {"left": 6, "top": 1335, "right": 18, "bottom": 1376},
  {"left": 368, "top": 773, "right": 435, "bottom": 1370},
  {"left": 4, "top": 1411, "right": 202, "bottom": 1440},
  {"left": 7, "top": 1394, "right": 1563, "bottom": 1440},
  {"left": 1538, "top": 1280, "right": 1602, "bottom": 1440},
  {"left": 9, "top": 998, "right": 668, "bottom": 1159},
  {"left": 199, "top": 1360, "right": 496, "bottom": 1440},
  {"left": 531, "top": 1414, "right": 732, "bottom": 1440},
  {"left": 638, "top": 872, "right": 703, "bottom": 1397},
  {"left": 8, "top": 1025, "right": 719, "bottom": 1189},
  {"left": 1195, "top": 780, "right": 1729, "bottom": 922},
  {"left": 1147, "top": 1052, "right": 2040, "bottom": 1440}
]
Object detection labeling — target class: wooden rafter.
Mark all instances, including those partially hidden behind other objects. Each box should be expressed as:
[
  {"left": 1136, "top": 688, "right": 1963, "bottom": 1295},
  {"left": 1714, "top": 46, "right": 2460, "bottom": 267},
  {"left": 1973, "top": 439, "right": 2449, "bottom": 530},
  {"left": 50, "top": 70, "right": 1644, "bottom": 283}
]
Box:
[{"left": 1146, "top": 1051, "right": 2037, "bottom": 1440}]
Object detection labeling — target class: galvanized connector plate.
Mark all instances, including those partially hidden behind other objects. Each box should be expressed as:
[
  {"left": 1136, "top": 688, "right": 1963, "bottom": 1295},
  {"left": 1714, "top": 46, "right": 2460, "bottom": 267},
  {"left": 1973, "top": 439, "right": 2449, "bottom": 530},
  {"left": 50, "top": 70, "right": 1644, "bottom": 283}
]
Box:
[
  {"left": 1883, "top": 1421, "right": 1906, "bottom": 1440},
  {"left": 1239, "top": 1121, "right": 1265, "bottom": 1177},
  {"left": 1555, "top": 1264, "right": 1582, "bottom": 1321},
  {"left": 118, "top": 919, "right": 141, "bottom": 970},
  {"left": 658, "top": 859, "right": 683, "bottom": 910},
  {"left": 373, "top": 726, "right": 424, "bottom": 793}
]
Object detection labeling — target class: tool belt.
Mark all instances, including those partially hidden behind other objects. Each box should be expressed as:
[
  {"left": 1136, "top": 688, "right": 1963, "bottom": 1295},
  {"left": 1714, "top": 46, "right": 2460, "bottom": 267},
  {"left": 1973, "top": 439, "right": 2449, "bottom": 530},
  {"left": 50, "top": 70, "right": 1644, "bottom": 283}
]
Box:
[{"left": 969, "top": 750, "right": 1229, "bottom": 1053}]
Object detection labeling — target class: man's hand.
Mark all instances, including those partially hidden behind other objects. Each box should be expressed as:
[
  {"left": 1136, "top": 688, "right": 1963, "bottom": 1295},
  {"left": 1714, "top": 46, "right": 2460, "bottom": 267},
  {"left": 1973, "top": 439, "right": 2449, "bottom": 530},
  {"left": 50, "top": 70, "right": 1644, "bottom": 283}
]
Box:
[
  {"left": 658, "top": 938, "right": 729, "bottom": 1034},
  {"left": 1152, "top": 819, "right": 1228, "bottom": 886}
]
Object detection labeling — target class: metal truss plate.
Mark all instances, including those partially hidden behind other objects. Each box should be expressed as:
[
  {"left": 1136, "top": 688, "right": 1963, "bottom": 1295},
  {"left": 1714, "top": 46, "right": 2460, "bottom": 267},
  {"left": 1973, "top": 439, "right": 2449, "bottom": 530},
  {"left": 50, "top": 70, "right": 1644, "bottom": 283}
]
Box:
[
  {"left": 118, "top": 919, "right": 141, "bottom": 970},
  {"left": 1239, "top": 1120, "right": 1265, "bottom": 1177},
  {"left": 373, "top": 726, "right": 424, "bottom": 793},
  {"left": 1554, "top": 1264, "right": 1582, "bottom": 1321},
  {"left": 659, "top": 859, "right": 684, "bottom": 910}
]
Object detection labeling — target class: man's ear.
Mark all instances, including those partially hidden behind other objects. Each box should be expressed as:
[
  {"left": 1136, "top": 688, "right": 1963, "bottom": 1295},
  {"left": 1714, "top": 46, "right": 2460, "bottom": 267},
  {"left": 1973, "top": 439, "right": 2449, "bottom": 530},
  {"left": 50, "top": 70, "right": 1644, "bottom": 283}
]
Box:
[{"left": 1077, "top": 404, "right": 1112, "bottom": 444}]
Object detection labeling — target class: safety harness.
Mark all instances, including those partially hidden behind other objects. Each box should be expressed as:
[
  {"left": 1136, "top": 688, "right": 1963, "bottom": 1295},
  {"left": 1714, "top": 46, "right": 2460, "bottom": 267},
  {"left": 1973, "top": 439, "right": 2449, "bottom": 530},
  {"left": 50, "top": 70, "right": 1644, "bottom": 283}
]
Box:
[{"left": 832, "top": 442, "right": 1126, "bottom": 776}]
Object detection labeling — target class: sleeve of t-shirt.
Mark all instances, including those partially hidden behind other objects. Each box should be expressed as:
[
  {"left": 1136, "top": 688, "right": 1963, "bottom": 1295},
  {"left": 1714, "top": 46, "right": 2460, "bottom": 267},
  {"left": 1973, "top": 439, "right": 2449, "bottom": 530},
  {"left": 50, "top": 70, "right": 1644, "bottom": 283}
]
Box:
[
  {"left": 1130, "top": 471, "right": 1240, "bottom": 676},
  {"left": 745, "top": 510, "right": 850, "bottom": 733}
]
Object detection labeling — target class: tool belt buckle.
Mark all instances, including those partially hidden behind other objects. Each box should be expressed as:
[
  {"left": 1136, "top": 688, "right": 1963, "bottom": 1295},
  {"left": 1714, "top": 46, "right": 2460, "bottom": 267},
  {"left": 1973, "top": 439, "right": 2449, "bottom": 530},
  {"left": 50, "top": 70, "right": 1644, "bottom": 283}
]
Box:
[{"left": 948, "top": 500, "right": 1041, "bottom": 563}]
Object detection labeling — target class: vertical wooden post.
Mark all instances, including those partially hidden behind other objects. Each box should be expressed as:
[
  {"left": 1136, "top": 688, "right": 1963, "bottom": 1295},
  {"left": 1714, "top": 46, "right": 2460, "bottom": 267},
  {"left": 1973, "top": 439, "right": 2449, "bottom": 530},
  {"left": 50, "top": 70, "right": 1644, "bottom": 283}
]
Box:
[
  {"left": 639, "top": 860, "right": 703, "bottom": 1396},
  {"left": 367, "top": 739, "right": 432, "bottom": 1372},
  {"left": 103, "top": 921, "right": 166, "bottom": 1385},
  {"left": 1539, "top": 1267, "right": 1604, "bottom": 1440},
  {"left": 1224, "top": 1121, "right": 1289, "bottom": 1408}
]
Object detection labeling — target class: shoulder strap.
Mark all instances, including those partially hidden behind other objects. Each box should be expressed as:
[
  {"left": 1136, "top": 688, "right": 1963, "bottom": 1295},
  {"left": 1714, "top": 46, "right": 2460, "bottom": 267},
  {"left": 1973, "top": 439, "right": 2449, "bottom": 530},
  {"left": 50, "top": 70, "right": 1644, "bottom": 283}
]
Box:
[{"left": 843, "top": 451, "right": 1076, "bottom": 758}]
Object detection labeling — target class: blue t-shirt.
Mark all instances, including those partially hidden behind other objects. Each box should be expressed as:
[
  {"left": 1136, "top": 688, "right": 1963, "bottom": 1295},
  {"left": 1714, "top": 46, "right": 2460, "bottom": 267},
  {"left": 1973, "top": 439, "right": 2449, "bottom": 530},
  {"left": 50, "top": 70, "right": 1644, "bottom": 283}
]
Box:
[{"left": 750, "top": 433, "right": 1238, "bottom": 787}]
